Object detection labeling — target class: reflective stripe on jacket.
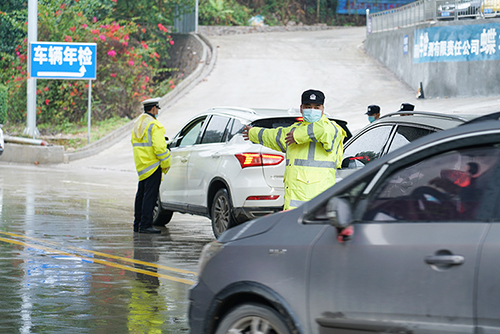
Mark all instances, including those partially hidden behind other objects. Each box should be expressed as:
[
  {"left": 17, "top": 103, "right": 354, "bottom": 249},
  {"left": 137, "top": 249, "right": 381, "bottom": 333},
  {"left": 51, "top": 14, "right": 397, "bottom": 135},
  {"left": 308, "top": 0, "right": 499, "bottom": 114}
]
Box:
[
  {"left": 248, "top": 115, "right": 346, "bottom": 210},
  {"left": 131, "top": 113, "right": 171, "bottom": 181}
]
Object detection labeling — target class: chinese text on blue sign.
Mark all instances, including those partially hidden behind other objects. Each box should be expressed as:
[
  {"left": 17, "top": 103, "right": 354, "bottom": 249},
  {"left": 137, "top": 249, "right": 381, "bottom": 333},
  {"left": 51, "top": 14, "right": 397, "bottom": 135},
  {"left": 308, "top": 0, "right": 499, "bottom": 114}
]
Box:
[
  {"left": 29, "top": 42, "right": 97, "bottom": 80},
  {"left": 414, "top": 23, "right": 500, "bottom": 63}
]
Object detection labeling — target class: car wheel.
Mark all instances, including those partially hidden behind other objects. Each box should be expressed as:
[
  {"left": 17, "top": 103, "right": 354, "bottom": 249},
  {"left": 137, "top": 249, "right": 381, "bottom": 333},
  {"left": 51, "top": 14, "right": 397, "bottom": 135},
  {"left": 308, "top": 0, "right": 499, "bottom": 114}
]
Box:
[
  {"left": 211, "top": 188, "right": 235, "bottom": 238},
  {"left": 215, "top": 303, "right": 291, "bottom": 334},
  {"left": 152, "top": 195, "right": 173, "bottom": 226}
]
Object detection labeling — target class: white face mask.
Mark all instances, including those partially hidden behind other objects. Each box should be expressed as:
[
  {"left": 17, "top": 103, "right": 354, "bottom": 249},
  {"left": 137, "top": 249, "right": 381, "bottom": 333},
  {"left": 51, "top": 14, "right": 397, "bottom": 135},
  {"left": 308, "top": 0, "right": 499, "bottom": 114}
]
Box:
[{"left": 302, "top": 109, "right": 322, "bottom": 123}]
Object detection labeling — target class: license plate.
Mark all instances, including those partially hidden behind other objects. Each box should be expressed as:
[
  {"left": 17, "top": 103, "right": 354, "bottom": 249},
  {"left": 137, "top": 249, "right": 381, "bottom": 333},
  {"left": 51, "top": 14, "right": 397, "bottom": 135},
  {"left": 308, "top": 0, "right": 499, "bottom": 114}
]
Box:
[{"left": 441, "top": 11, "right": 450, "bottom": 16}]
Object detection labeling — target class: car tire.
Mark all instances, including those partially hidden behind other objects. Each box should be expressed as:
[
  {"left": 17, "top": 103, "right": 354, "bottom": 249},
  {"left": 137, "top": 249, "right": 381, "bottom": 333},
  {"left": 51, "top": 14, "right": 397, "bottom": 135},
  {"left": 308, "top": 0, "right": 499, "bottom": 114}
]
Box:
[
  {"left": 215, "top": 303, "right": 291, "bottom": 334},
  {"left": 211, "top": 188, "right": 235, "bottom": 238},
  {"left": 152, "top": 195, "right": 173, "bottom": 226}
]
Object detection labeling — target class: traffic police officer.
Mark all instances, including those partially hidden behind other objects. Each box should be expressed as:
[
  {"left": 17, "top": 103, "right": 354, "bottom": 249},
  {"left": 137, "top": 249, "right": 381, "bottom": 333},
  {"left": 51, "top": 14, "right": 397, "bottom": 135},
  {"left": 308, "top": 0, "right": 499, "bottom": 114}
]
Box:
[
  {"left": 243, "top": 89, "right": 346, "bottom": 210},
  {"left": 131, "top": 97, "right": 171, "bottom": 233},
  {"left": 366, "top": 104, "right": 381, "bottom": 123},
  {"left": 399, "top": 102, "right": 415, "bottom": 116}
]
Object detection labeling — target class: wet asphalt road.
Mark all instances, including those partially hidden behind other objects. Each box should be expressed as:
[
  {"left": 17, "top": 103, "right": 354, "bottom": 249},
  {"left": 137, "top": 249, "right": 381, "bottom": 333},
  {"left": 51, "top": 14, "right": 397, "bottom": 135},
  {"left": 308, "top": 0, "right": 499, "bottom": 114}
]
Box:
[
  {"left": 0, "top": 164, "right": 214, "bottom": 333},
  {"left": 3, "top": 26, "right": 500, "bottom": 334}
]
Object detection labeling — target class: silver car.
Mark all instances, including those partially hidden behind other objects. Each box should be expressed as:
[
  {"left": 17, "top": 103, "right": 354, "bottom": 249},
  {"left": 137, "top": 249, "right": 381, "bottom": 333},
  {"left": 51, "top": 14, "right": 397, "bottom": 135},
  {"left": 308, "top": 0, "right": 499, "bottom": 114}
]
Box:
[{"left": 189, "top": 111, "right": 500, "bottom": 334}]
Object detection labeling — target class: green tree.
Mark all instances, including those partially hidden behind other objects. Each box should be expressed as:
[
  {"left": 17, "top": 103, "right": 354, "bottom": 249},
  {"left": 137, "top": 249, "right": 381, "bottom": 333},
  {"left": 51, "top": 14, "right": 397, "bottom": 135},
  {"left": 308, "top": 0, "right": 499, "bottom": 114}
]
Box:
[
  {"left": 0, "top": 1, "right": 26, "bottom": 54},
  {"left": 199, "top": 0, "right": 251, "bottom": 25}
]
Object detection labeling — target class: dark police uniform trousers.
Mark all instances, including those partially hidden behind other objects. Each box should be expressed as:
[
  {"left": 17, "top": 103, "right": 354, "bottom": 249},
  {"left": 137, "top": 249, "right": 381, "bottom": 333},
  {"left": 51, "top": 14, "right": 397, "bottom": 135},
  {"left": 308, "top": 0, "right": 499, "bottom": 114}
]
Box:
[{"left": 133, "top": 166, "right": 162, "bottom": 231}]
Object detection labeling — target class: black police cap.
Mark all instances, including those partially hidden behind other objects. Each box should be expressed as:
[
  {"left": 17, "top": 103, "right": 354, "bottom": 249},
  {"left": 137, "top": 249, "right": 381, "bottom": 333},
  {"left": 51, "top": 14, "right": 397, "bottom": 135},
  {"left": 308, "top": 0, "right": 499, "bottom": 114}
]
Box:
[
  {"left": 399, "top": 103, "right": 415, "bottom": 112},
  {"left": 301, "top": 89, "right": 325, "bottom": 105},
  {"left": 366, "top": 105, "right": 380, "bottom": 115}
]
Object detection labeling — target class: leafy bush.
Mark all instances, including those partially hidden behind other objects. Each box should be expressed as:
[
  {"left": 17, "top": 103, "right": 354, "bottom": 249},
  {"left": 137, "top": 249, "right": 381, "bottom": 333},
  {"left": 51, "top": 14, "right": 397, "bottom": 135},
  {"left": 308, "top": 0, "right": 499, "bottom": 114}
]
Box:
[
  {"left": 199, "top": 0, "right": 251, "bottom": 25},
  {"left": 0, "top": 0, "right": 176, "bottom": 127}
]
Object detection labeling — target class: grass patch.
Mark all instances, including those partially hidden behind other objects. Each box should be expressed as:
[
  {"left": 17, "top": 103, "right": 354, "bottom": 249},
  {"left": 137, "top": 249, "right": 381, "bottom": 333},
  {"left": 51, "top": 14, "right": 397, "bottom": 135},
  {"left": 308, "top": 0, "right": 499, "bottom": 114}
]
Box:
[{"left": 4, "top": 116, "right": 132, "bottom": 151}]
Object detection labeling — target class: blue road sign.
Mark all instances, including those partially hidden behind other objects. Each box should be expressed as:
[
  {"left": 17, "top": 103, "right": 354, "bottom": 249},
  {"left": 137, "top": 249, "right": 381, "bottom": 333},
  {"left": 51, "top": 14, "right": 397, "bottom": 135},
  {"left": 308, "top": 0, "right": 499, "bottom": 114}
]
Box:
[{"left": 29, "top": 42, "right": 97, "bottom": 80}]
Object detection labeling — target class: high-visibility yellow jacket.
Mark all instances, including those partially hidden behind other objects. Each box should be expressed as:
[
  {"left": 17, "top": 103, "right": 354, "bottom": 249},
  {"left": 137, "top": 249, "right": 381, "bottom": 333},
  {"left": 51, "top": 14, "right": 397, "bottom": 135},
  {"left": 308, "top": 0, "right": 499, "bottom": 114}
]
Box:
[
  {"left": 131, "top": 113, "right": 171, "bottom": 181},
  {"left": 249, "top": 115, "right": 346, "bottom": 210}
]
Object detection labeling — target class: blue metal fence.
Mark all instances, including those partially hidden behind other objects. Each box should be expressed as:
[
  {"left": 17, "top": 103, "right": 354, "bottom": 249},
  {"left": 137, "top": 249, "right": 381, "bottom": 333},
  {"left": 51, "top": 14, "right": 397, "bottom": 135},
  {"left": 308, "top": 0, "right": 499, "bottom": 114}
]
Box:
[
  {"left": 338, "top": 0, "right": 415, "bottom": 14},
  {"left": 174, "top": 0, "right": 198, "bottom": 34}
]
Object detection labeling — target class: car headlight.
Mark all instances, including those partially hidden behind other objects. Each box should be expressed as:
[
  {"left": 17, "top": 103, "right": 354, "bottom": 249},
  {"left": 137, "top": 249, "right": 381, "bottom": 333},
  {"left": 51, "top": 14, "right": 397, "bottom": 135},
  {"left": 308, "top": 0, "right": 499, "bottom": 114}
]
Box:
[{"left": 197, "top": 241, "right": 224, "bottom": 276}]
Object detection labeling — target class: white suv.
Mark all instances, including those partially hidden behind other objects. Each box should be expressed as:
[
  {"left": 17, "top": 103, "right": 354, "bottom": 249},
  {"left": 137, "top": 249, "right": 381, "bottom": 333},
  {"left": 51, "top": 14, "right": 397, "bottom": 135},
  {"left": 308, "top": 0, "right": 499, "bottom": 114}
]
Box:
[{"left": 153, "top": 107, "right": 351, "bottom": 238}]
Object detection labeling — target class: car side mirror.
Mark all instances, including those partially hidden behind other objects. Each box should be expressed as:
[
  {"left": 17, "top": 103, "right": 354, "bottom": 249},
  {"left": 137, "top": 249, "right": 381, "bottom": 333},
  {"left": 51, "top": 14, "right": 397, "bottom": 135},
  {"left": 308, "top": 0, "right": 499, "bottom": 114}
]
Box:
[
  {"left": 326, "top": 197, "right": 353, "bottom": 228},
  {"left": 167, "top": 139, "right": 176, "bottom": 150},
  {"left": 342, "top": 157, "right": 366, "bottom": 169},
  {"left": 341, "top": 158, "right": 349, "bottom": 169}
]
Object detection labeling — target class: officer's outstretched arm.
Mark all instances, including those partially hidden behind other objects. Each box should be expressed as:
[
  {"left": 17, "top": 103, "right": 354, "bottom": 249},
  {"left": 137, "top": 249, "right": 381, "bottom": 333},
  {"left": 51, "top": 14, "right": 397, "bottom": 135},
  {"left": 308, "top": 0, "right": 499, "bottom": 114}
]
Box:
[{"left": 248, "top": 126, "right": 288, "bottom": 153}]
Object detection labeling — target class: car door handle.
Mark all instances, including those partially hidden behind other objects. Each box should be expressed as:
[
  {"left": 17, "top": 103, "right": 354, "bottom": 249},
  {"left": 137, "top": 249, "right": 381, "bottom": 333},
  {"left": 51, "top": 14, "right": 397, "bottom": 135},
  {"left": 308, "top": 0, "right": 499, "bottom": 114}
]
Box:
[
  {"left": 212, "top": 153, "right": 221, "bottom": 159},
  {"left": 180, "top": 157, "right": 188, "bottom": 163},
  {"left": 425, "top": 255, "right": 465, "bottom": 265}
]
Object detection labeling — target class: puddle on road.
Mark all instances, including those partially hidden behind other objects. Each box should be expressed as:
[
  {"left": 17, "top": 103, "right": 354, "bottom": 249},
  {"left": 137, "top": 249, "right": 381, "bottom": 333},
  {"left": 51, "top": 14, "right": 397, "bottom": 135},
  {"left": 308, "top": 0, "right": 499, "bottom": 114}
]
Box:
[{"left": 0, "top": 165, "right": 214, "bottom": 333}]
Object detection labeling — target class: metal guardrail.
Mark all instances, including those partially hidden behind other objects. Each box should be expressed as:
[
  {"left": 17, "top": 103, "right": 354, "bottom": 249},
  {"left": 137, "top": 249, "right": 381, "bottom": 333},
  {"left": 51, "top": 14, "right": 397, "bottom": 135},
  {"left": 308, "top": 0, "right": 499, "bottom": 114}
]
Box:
[{"left": 367, "top": 0, "right": 500, "bottom": 33}]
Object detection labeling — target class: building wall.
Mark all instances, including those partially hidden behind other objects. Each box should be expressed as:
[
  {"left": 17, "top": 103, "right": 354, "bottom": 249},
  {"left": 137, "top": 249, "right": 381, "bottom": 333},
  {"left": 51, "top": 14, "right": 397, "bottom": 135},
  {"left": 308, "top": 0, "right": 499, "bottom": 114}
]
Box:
[{"left": 364, "top": 18, "right": 500, "bottom": 98}]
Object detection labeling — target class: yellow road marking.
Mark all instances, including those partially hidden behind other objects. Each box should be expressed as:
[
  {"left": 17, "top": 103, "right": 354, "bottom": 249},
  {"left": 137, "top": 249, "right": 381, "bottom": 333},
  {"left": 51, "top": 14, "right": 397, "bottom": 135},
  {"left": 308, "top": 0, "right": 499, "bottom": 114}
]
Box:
[
  {"left": 0, "top": 234, "right": 196, "bottom": 285},
  {"left": 0, "top": 231, "right": 197, "bottom": 276}
]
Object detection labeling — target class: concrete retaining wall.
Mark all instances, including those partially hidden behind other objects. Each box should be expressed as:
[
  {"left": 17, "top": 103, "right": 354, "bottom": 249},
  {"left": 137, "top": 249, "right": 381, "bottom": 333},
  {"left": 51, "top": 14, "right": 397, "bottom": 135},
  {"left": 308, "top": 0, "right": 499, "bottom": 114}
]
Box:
[
  {"left": 2, "top": 143, "right": 64, "bottom": 164},
  {"left": 364, "top": 18, "right": 500, "bottom": 98}
]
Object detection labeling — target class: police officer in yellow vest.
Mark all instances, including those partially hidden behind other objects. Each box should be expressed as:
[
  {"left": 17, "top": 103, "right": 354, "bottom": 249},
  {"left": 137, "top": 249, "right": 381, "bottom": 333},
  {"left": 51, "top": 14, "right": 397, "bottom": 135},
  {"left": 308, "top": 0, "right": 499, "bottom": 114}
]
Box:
[
  {"left": 243, "top": 89, "right": 346, "bottom": 210},
  {"left": 132, "top": 97, "right": 171, "bottom": 233}
]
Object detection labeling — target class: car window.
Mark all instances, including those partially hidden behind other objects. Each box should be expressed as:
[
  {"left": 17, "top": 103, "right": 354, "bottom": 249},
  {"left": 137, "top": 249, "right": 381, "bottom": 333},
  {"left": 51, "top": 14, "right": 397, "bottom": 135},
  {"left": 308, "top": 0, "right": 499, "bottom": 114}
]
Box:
[
  {"left": 362, "top": 146, "right": 500, "bottom": 222},
  {"left": 201, "top": 115, "right": 231, "bottom": 144},
  {"left": 343, "top": 125, "right": 393, "bottom": 167},
  {"left": 178, "top": 117, "right": 206, "bottom": 147},
  {"left": 228, "top": 119, "right": 245, "bottom": 140},
  {"left": 387, "top": 125, "right": 435, "bottom": 154}
]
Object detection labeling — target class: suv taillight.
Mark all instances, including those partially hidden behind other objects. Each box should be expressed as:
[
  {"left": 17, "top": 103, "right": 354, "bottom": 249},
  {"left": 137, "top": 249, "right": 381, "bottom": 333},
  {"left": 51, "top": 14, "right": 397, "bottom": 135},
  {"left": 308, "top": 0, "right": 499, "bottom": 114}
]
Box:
[{"left": 235, "top": 153, "right": 284, "bottom": 168}]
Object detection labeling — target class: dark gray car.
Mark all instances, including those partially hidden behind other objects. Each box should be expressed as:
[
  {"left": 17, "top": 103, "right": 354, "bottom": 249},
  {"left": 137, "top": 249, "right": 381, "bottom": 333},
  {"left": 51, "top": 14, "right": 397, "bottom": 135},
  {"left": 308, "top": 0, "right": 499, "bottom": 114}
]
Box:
[{"left": 189, "top": 112, "right": 500, "bottom": 334}]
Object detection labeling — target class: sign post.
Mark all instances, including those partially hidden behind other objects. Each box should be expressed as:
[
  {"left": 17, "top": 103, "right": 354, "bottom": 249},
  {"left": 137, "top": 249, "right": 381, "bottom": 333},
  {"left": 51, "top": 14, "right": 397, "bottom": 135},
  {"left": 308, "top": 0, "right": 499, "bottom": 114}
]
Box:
[
  {"left": 87, "top": 80, "right": 92, "bottom": 144},
  {"left": 29, "top": 42, "right": 97, "bottom": 143},
  {"left": 25, "top": 0, "right": 38, "bottom": 138}
]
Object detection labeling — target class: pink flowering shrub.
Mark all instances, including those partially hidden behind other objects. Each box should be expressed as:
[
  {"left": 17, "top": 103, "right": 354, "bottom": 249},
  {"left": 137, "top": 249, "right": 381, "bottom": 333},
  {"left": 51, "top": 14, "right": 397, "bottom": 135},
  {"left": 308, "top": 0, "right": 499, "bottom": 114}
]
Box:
[{"left": 0, "top": 0, "right": 176, "bottom": 124}]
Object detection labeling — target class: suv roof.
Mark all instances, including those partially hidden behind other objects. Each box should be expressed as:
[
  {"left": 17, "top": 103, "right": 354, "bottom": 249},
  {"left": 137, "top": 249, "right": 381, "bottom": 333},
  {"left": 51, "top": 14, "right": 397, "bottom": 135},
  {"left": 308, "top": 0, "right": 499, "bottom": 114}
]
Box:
[
  {"left": 201, "top": 107, "right": 302, "bottom": 122},
  {"left": 203, "top": 106, "right": 346, "bottom": 122},
  {"left": 376, "top": 111, "right": 478, "bottom": 130}
]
